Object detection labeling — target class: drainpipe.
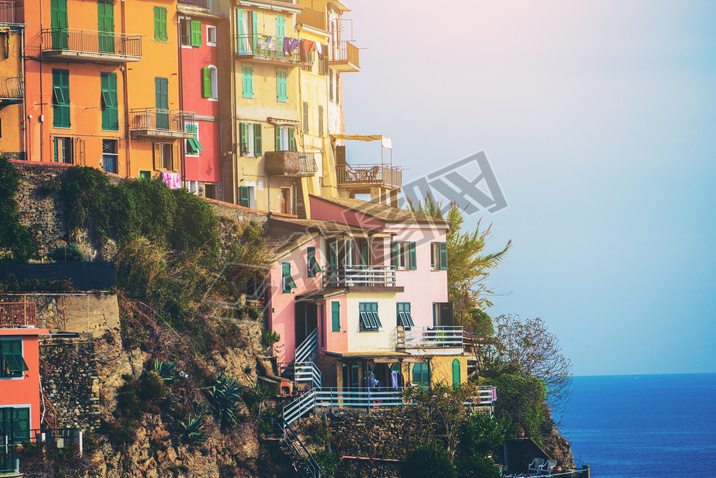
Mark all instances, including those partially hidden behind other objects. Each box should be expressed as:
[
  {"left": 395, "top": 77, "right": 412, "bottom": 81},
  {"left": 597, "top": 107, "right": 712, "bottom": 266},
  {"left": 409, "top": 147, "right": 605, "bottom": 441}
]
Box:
[
  {"left": 121, "top": 0, "right": 131, "bottom": 177},
  {"left": 20, "top": 26, "right": 26, "bottom": 159},
  {"left": 177, "top": 13, "right": 186, "bottom": 187},
  {"left": 230, "top": 7, "right": 238, "bottom": 204},
  {"left": 38, "top": 0, "right": 43, "bottom": 162}
]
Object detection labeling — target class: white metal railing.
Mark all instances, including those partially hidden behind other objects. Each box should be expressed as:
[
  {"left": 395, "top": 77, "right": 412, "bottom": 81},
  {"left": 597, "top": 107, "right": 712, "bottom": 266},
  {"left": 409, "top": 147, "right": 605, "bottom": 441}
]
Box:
[
  {"left": 294, "top": 329, "right": 319, "bottom": 363},
  {"left": 323, "top": 265, "right": 396, "bottom": 288},
  {"left": 283, "top": 389, "right": 316, "bottom": 426},
  {"left": 280, "top": 361, "right": 321, "bottom": 389},
  {"left": 283, "top": 422, "right": 322, "bottom": 478},
  {"left": 397, "top": 326, "right": 464, "bottom": 348},
  {"left": 315, "top": 388, "right": 405, "bottom": 409},
  {"left": 469, "top": 386, "right": 497, "bottom": 406}
]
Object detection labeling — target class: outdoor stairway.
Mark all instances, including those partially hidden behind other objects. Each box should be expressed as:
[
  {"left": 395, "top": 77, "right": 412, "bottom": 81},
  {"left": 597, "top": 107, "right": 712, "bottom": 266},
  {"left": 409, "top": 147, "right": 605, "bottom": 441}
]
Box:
[{"left": 280, "top": 422, "right": 322, "bottom": 478}]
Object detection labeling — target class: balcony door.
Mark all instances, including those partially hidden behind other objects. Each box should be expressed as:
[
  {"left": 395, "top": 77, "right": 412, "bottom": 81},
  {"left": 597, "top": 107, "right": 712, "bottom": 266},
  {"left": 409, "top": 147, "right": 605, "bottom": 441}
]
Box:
[
  {"left": 98, "top": 1, "right": 115, "bottom": 54},
  {"left": 50, "top": 0, "right": 68, "bottom": 50},
  {"left": 295, "top": 302, "right": 318, "bottom": 354},
  {"left": 155, "top": 77, "right": 169, "bottom": 130},
  {"left": 236, "top": 9, "right": 257, "bottom": 54}
]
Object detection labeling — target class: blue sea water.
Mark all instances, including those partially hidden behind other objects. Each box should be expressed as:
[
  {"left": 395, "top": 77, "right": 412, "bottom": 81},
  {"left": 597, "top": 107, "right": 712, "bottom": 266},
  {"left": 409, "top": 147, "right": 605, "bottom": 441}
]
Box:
[{"left": 557, "top": 374, "right": 716, "bottom": 478}]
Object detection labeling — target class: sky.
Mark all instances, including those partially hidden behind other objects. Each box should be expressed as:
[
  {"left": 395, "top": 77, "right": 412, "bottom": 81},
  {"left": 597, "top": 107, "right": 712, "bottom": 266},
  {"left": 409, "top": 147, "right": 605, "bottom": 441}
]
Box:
[{"left": 342, "top": 0, "right": 716, "bottom": 376}]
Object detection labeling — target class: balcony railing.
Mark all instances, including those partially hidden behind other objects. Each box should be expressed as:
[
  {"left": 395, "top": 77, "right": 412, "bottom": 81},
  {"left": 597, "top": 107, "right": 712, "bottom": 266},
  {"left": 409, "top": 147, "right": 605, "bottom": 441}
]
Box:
[
  {"left": 397, "top": 326, "right": 464, "bottom": 349},
  {"left": 329, "top": 40, "right": 360, "bottom": 72},
  {"left": 234, "top": 34, "right": 310, "bottom": 66},
  {"left": 0, "top": 1, "right": 22, "bottom": 23},
  {"left": 129, "top": 108, "right": 195, "bottom": 139},
  {"left": 178, "top": 0, "right": 210, "bottom": 8},
  {"left": 265, "top": 151, "right": 318, "bottom": 177},
  {"left": 0, "top": 76, "right": 23, "bottom": 99},
  {"left": 41, "top": 29, "right": 142, "bottom": 62},
  {"left": 336, "top": 164, "right": 402, "bottom": 189},
  {"left": 0, "top": 302, "right": 36, "bottom": 328},
  {"left": 323, "top": 265, "right": 396, "bottom": 288}
]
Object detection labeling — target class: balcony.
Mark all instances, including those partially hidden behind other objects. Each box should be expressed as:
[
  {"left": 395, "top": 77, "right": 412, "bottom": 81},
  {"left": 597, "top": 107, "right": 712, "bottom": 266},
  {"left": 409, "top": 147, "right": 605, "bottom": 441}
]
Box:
[
  {"left": 0, "top": 76, "right": 23, "bottom": 108},
  {"left": 234, "top": 34, "right": 311, "bottom": 67},
  {"left": 396, "top": 326, "right": 464, "bottom": 350},
  {"left": 129, "top": 108, "right": 195, "bottom": 140},
  {"left": 297, "top": 8, "right": 326, "bottom": 31},
  {"left": 41, "top": 29, "right": 142, "bottom": 63},
  {"left": 329, "top": 41, "right": 360, "bottom": 72},
  {"left": 0, "top": 302, "right": 36, "bottom": 328},
  {"left": 0, "top": 1, "right": 22, "bottom": 24},
  {"left": 265, "top": 151, "right": 318, "bottom": 177},
  {"left": 323, "top": 265, "right": 401, "bottom": 291},
  {"left": 178, "top": 0, "right": 211, "bottom": 9},
  {"left": 336, "top": 164, "right": 402, "bottom": 190}
]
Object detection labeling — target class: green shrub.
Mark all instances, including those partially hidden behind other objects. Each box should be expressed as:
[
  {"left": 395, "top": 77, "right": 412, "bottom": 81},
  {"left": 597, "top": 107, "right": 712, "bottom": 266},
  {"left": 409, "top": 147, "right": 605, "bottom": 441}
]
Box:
[
  {"left": 177, "top": 413, "right": 208, "bottom": 445},
  {"left": 139, "top": 370, "right": 169, "bottom": 402},
  {"left": 207, "top": 373, "right": 245, "bottom": 429},
  {"left": 486, "top": 373, "right": 547, "bottom": 439},
  {"left": 401, "top": 442, "right": 456, "bottom": 478},
  {"left": 153, "top": 359, "right": 176, "bottom": 383},
  {"left": 313, "top": 450, "right": 339, "bottom": 478},
  {"left": 261, "top": 330, "right": 280, "bottom": 349},
  {"left": 49, "top": 244, "right": 85, "bottom": 262}
]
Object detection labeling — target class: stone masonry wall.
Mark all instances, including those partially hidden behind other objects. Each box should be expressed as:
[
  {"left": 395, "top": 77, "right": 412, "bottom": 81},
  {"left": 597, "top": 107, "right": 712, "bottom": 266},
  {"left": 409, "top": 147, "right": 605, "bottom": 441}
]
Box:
[
  {"left": 0, "top": 292, "right": 120, "bottom": 337},
  {"left": 39, "top": 337, "right": 101, "bottom": 430}
]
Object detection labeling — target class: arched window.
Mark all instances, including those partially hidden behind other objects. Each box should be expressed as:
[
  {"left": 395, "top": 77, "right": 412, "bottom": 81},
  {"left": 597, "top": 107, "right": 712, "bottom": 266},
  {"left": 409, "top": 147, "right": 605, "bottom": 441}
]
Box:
[{"left": 452, "top": 358, "right": 461, "bottom": 389}]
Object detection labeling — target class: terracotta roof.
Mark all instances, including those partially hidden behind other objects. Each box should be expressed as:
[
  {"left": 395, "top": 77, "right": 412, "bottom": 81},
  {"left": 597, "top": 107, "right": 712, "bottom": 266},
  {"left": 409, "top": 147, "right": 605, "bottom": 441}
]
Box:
[{"left": 310, "top": 195, "right": 451, "bottom": 227}]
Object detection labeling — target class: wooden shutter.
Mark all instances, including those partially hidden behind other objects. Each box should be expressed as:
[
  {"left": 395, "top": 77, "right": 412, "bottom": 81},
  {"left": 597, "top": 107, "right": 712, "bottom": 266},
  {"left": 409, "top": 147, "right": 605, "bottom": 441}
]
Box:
[
  {"left": 276, "top": 15, "right": 285, "bottom": 38},
  {"left": 191, "top": 20, "right": 201, "bottom": 47},
  {"left": 318, "top": 105, "right": 324, "bottom": 136},
  {"left": 239, "top": 186, "right": 250, "bottom": 207},
  {"left": 409, "top": 242, "right": 417, "bottom": 270},
  {"left": 251, "top": 11, "right": 258, "bottom": 52},
  {"left": 253, "top": 123, "right": 262, "bottom": 156},
  {"left": 288, "top": 127, "right": 295, "bottom": 151},
  {"left": 153, "top": 143, "right": 162, "bottom": 169},
  {"left": 202, "top": 67, "right": 211, "bottom": 98},
  {"left": 331, "top": 301, "right": 340, "bottom": 332},
  {"left": 274, "top": 126, "right": 280, "bottom": 151},
  {"left": 172, "top": 142, "right": 179, "bottom": 171},
  {"left": 439, "top": 242, "right": 448, "bottom": 270},
  {"left": 391, "top": 242, "right": 398, "bottom": 268},
  {"left": 239, "top": 122, "right": 247, "bottom": 155},
  {"left": 302, "top": 102, "right": 309, "bottom": 133}
]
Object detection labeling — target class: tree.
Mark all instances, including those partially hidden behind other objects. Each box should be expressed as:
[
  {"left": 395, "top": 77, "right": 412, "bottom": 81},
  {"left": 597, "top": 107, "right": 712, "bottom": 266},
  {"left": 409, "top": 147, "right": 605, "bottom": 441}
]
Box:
[
  {"left": 409, "top": 193, "right": 511, "bottom": 330},
  {"left": 481, "top": 314, "right": 572, "bottom": 413},
  {"left": 455, "top": 413, "right": 506, "bottom": 478},
  {"left": 401, "top": 441, "right": 456, "bottom": 478}
]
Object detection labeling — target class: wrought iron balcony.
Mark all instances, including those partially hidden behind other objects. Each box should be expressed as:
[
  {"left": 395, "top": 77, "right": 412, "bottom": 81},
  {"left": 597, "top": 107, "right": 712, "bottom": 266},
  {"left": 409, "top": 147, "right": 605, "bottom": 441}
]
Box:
[
  {"left": 0, "top": 1, "right": 22, "bottom": 23},
  {"left": 323, "top": 265, "right": 397, "bottom": 288},
  {"left": 234, "top": 34, "right": 311, "bottom": 67},
  {"left": 129, "top": 108, "right": 195, "bottom": 140},
  {"left": 329, "top": 40, "right": 360, "bottom": 72},
  {"left": 336, "top": 164, "right": 402, "bottom": 189},
  {"left": 265, "top": 151, "right": 318, "bottom": 177},
  {"left": 396, "top": 326, "right": 464, "bottom": 349},
  {"left": 0, "top": 76, "right": 23, "bottom": 104},
  {"left": 0, "top": 302, "right": 36, "bottom": 328},
  {"left": 41, "top": 29, "right": 142, "bottom": 63}
]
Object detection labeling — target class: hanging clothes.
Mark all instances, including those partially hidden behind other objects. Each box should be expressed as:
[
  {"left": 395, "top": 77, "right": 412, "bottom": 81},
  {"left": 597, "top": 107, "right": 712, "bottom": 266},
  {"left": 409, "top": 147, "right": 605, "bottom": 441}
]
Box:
[
  {"left": 315, "top": 42, "right": 323, "bottom": 59},
  {"left": 299, "top": 39, "right": 307, "bottom": 62},
  {"left": 391, "top": 371, "right": 399, "bottom": 390},
  {"left": 304, "top": 40, "right": 315, "bottom": 53},
  {"left": 283, "top": 37, "right": 291, "bottom": 56},
  {"left": 161, "top": 171, "right": 180, "bottom": 189},
  {"left": 288, "top": 38, "right": 300, "bottom": 54}
]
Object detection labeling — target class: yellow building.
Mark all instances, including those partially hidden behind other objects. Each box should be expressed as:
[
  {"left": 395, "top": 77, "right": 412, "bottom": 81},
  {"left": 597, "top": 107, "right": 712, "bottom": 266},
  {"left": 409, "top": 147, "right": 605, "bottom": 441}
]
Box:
[{"left": 0, "top": 11, "right": 25, "bottom": 159}]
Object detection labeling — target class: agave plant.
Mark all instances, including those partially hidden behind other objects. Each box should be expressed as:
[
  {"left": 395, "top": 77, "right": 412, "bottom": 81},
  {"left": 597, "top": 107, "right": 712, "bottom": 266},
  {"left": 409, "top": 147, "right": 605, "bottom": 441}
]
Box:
[
  {"left": 153, "top": 359, "right": 177, "bottom": 383},
  {"left": 178, "top": 413, "right": 207, "bottom": 445},
  {"left": 207, "top": 373, "right": 245, "bottom": 429}
]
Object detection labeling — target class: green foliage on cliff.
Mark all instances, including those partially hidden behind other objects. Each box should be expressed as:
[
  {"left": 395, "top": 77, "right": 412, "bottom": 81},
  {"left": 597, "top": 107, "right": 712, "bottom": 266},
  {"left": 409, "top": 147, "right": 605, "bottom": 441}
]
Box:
[
  {"left": 402, "top": 442, "right": 457, "bottom": 478},
  {"left": 0, "top": 155, "right": 38, "bottom": 261},
  {"left": 485, "top": 373, "right": 547, "bottom": 441}
]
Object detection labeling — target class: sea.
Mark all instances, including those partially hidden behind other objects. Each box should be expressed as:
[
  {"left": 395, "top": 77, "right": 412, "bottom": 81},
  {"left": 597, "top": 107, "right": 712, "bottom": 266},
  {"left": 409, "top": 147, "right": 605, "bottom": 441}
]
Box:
[{"left": 557, "top": 374, "right": 716, "bottom": 478}]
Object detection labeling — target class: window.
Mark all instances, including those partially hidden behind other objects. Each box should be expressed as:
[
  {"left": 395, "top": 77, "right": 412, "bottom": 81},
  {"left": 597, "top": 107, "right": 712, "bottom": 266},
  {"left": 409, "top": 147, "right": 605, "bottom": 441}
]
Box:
[
  {"left": 180, "top": 18, "right": 191, "bottom": 46},
  {"left": 202, "top": 66, "right": 218, "bottom": 99},
  {"left": 155, "top": 77, "right": 169, "bottom": 129},
  {"left": 331, "top": 301, "right": 340, "bottom": 332},
  {"left": 139, "top": 171, "right": 151, "bottom": 180},
  {"left": 206, "top": 25, "right": 217, "bottom": 46},
  {"left": 153, "top": 142, "right": 176, "bottom": 171},
  {"left": 0, "top": 407, "right": 30, "bottom": 443},
  {"left": 53, "top": 137, "right": 72, "bottom": 164},
  {"left": 302, "top": 102, "right": 309, "bottom": 133},
  {"left": 102, "top": 139, "right": 118, "bottom": 173},
  {"left": 238, "top": 185, "right": 253, "bottom": 208},
  {"left": 236, "top": 8, "right": 257, "bottom": 54},
  {"left": 392, "top": 241, "right": 416, "bottom": 270},
  {"left": 239, "top": 122, "right": 262, "bottom": 157},
  {"left": 52, "top": 69, "right": 70, "bottom": 128},
  {"left": 275, "top": 15, "right": 285, "bottom": 38},
  {"left": 0, "top": 340, "right": 27, "bottom": 378},
  {"left": 318, "top": 105, "right": 324, "bottom": 136},
  {"left": 280, "top": 188, "right": 291, "bottom": 215},
  {"left": 397, "top": 303, "right": 415, "bottom": 328},
  {"left": 282, "top": 261, "right": 296, "bottom": 293},
  {"left": 433, "top": 302, "right": 454, "bottom": 327},
  {"left": 101, "top": 72, "right": 118, "bottom": 131},
  {"left": 412, "top": 362, "right": 429, "bottom": 389},
  {"left": 431, "top": 242, "right": 448, "bottom": 270},
  {"left": 154, "top": 6, "right": 168, "bottom": 41},
  {"left": 359, "top": 302, "right": 381, "bottom": 331},
  {"left": 50, "top": 0, "right": 68, "bottom": 49},
  {"left": 186, "top": 123, "right": 203, "bottom": 156},
  {"left": 98, "top": 1, "right": 115, "bottom": 54},
  {"left": 191, "top": 20, "right": 202, "bottom": 47},
  {"left": 274, "top": 125, "right": 295, "bottom": 152},
  {"left": 242, "top": 65, "right": 253, "bottom": 98},
  {"left": 318, "top": 45, "right": 328, "bottom": 75},
  {"left": 336, "top": 73, "right": 340, "bottom": 105},
  {"left": 307, "top": 246, "right": 320, "bottom": 278},
  {"left": 277, "top": 69, "right": 287, "bottom": 102}
]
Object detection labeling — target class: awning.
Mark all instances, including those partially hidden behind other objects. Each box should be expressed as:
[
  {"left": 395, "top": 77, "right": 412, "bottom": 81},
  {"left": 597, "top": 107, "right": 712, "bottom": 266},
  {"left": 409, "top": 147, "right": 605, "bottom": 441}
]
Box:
[
  {"left": 268, "top": 117, "right": 300, "bottom": 126},
  {"left": 331, "top": 134, "right": 392, "bottom": 150}
]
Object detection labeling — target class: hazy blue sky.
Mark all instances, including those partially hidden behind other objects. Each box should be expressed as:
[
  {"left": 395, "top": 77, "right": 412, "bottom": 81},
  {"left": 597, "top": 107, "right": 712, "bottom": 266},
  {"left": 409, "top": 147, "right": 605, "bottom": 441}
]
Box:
[{"left": 342, "top": 1, "right": 716, "bottom": 376}]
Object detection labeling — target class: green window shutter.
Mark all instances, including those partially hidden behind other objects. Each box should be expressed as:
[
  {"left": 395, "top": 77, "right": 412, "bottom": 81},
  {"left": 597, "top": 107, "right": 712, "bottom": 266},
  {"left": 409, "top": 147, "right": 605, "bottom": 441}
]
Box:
[
  {"left": 101, "top": 72, "right": 118, "bottom": 131},
  {"left": 202, "top": 67, "right": 211, "bottom": 98},
  {"left": 186, "top": 123, "right": 198, "bottom": 155},
  {"left": 53, "top": 137, "right": 59, "bottom": 162},
  {"left": 191, "top": 20, "right": 202, "bottom": 47},
  {"left": 239, "top": 185, "right": 250, "bottom": 207},
  {"left": 328, "top": 241, "right": 338, "bottom": 269},
  {"left": 13, "top": 407, "right": 30, "bottom": 442},
  {"left": 242, "top": 65, "right": 253, "bottom": 98},
  {"left": 439, "top": 242, "right": 448, "bottom": 270},
  {"left": 239, "top": 122, "right": 247, "bottom": 156},
  {"left": 51, "top": 0, "right": 68, "bottom": 49},
  {"left": 154, "top": 7, "right": 167, "bottom": 41},
  {"left": 277, "top": 70, "right": 287, "bottom": 102},
  {"left": 276, "top": 15, "right": 285, "bottom": 38},
  {"left": 409, "top": 242, "right": 417, "bottom": 270},
  {"left": 251, "top": 11, "right": 258, "bottom": 51},
  {"left": 236, "top": 9, "right": 244, "bottom": 36},
  {"left": 282, "top": 261, "right": 296, "bottom": 292},
  {"left": 52, "top": 69, "right": 70, "bottom": 128},
  {"left": 452, "top": 358, "right": 461, "bottom": 389},
  {"left": 253, "top": 123, "right": 262, "bottom": 156},
  {"left": 288, "top": 127, "right": 295, "bottom": 151},
  {"left": 360, "top": 241, "right": 369, "bottom": 266},
  {"left": 391, "top": 242, "right": 399, "bottom": 268},
  {"left": 274, "top": 126, "right": 281, "bottom": 151},
  {"left": 331, "top": 301, "right": 340, "bottom": 332},
  {"left": 307, "top": 246, "right": 316, "bottom": 277}
]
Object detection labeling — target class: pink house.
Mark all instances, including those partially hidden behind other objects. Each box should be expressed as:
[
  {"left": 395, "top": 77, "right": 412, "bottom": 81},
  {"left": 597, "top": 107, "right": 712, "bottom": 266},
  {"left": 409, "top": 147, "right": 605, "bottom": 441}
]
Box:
[{"left": 265, "top": 196, "right": 470, "bottom": 392}]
